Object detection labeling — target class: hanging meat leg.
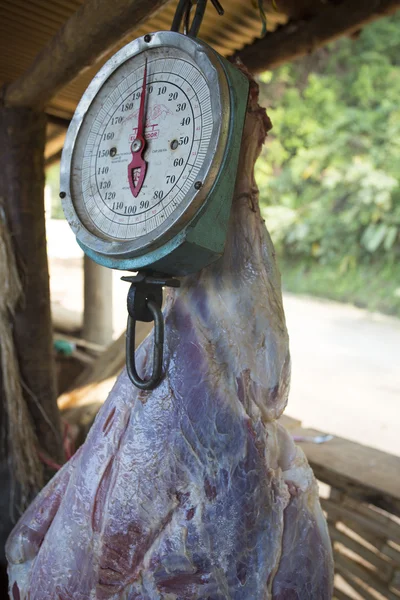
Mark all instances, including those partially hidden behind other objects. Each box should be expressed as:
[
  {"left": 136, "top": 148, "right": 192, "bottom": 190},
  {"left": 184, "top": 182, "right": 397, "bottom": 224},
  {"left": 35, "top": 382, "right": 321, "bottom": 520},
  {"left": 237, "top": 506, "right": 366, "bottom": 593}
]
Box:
[{"left": 7, "top": 72, "right": 333, "bottom": 600}]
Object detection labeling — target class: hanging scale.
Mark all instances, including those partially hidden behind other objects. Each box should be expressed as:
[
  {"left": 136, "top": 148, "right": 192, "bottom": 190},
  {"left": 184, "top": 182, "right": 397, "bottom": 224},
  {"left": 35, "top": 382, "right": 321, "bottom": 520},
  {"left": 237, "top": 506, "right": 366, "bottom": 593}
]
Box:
[{"left": 60, "top": 0, "right": 249, "bottom": 390}]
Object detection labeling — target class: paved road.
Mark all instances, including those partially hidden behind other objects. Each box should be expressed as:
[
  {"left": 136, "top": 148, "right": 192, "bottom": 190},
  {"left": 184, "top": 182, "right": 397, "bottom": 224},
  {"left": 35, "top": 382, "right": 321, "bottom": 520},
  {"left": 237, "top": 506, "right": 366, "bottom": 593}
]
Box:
[
  {"left": 283, "top": 294, "right": 400, "bottom": 457},
  {"left": 47, "top": 220, "right": 400, "bottom": 457}
]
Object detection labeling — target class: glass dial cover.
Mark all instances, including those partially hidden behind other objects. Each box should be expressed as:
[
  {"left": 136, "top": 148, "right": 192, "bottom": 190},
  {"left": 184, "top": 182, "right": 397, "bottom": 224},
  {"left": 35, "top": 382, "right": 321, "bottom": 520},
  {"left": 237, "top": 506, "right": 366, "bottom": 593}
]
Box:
[{"left": 60, "top": 31, "right": 230, "bottom": 259}]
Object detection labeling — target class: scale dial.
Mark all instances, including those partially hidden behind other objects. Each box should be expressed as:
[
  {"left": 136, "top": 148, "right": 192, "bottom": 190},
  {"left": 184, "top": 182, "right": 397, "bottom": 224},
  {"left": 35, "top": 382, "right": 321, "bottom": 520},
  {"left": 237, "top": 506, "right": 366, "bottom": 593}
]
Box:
[{"left": 61, "top": 31, "right": 230, "bottom": 260}]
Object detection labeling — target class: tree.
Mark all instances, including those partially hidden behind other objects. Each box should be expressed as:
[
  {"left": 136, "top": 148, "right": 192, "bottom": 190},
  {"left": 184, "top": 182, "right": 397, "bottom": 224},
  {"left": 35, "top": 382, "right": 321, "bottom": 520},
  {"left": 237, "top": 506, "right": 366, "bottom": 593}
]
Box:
[{"left": 255, "top": 13, "right": 400, "bottom": 313}]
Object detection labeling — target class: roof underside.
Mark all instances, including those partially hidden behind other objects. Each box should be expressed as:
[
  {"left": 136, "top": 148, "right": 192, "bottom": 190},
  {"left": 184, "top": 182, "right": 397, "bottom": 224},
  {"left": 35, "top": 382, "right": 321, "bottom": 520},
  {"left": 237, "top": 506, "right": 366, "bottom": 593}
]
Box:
[
  {"left": 1, "top": 0, "right": 398, "bottom": 162},
  {"left": 0, "top": 0, "right": 323, "bottom": 120}
]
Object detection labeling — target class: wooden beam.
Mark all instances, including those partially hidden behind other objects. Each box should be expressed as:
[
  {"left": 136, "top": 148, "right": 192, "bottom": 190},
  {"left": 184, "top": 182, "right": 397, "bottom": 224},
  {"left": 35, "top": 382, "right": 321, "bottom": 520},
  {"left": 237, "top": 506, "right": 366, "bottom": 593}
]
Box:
[
  {"left": 58, "top": 321, "right": 152, "bottom": 410},
  {"left": 44, "top": 130, "right": 66, "bottom": 161},
  {"left": 4, "top": 0, "right": 170, "bottom": 109},
  {"left": 45, "top": 149, "right": 63, "bottom": 169},
  {"left": 47, "top": 115, "right": 71, "bottom": 129},
  {"left": 293, "top": 425, "right": 400, "bottom": 516},
  {"left": 235, "top": 0, "right": 400, "bottom": 74}
]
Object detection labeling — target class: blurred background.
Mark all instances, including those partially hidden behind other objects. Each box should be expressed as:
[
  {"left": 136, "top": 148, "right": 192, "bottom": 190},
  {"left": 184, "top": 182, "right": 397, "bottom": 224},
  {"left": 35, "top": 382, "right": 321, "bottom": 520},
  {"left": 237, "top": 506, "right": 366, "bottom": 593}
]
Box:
[
  {"left": 45, "top": 12, "right": 400, "bottom": 457},
  {"left": 2, "top": 2, "right": 400, "bottom": 597}
]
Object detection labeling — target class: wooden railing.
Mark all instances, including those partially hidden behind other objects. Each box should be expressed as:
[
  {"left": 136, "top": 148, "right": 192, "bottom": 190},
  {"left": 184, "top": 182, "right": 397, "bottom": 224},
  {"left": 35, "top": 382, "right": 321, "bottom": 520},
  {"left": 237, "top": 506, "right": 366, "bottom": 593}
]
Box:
[{"left": 281, "top": 416, "right": 400, "bottom": 600}]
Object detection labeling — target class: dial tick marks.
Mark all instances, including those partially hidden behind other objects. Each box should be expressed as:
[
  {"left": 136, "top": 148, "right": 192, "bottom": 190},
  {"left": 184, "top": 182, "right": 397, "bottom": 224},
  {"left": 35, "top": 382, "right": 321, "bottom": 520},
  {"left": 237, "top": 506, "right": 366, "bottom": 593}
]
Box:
[{"left": 128, "top": 59, "right": 148, "bottom": 198}]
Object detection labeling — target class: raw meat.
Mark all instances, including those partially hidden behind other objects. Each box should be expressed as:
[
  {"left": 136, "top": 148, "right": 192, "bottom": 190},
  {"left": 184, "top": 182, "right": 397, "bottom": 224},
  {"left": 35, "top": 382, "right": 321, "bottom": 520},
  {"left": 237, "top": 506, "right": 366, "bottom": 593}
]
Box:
[{"left": 6, "top": 76, "right": 333, "bottom": 599}]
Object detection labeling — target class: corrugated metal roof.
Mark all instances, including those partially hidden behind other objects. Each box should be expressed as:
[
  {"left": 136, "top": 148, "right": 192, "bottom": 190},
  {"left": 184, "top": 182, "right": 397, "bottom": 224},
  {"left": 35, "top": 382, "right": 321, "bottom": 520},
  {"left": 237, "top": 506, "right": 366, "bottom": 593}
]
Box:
[{"left": 0, "top": 0, "right": 290, "bottom": 119}]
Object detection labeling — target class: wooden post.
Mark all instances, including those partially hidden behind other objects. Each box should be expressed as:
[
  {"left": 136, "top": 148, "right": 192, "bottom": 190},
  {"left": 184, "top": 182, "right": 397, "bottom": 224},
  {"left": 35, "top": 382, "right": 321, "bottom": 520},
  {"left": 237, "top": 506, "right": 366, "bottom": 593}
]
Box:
[
  {"left": 0, "top": 108, "right": 64, "bottom": 468},
  {"left": 83, "top": 256, "right": 113, "bottom": 346},
  {"left": 0, "top": 0, "right": 170, "bottom": 511}
]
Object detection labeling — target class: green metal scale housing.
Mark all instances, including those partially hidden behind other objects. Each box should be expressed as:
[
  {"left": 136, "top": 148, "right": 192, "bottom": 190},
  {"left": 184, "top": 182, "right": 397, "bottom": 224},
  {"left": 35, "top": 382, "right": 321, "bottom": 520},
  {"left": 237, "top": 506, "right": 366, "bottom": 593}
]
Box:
[{"left": 60, "top": 30, "right": 249, "bottom": 277}]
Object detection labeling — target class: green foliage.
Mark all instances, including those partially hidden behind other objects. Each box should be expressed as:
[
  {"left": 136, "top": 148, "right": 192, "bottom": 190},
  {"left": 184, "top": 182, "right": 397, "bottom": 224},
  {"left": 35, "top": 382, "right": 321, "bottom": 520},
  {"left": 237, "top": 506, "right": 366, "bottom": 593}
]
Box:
[
  {"left": 255, "top": 14, "right": 400, "bottom": 313},
  {"left": 280, "top": 257, "right": 400, "bottom": 317}
]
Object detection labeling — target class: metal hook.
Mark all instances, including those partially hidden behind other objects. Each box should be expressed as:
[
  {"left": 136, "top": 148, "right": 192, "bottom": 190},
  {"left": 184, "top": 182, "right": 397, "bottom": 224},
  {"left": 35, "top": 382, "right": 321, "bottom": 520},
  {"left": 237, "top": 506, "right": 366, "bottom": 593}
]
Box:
[
  {"left": 183, "top": 1, "right": 193, "bottom": 36},
  {"left": 122, "top": 273, "right": 180, "bottom": 391},
  {"left": 171, "top": 0, "right": 224, "bottom": 38},
  {"left": 126, "top": 299, "right": 164, "bottom": 390}
]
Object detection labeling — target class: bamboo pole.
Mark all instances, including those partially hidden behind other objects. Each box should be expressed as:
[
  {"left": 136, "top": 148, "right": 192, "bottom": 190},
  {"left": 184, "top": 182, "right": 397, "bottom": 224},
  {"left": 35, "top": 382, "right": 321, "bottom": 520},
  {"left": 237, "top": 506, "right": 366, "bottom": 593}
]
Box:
[
  {"left": 321, "top": 498, "right": 400, "bottom": 545},
  {"left": 235, "top": 0, "right": 400, "bottom": 74},
  {"left": 334, "top": 552, "right": 392, "bottom": 599},
  {"left": 329, "top": 526, "right": 393, "bottom": 581},
  {"left": 4, "top": 0, "right": 170, "bottom": 109}
]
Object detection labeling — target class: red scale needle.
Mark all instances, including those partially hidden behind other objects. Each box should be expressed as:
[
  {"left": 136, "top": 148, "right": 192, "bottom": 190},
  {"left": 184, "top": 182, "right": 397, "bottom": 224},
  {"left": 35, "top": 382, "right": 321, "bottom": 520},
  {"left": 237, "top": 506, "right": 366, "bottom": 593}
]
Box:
[{"left": 128, "top": 58, "right": 148, "bottom": 198}]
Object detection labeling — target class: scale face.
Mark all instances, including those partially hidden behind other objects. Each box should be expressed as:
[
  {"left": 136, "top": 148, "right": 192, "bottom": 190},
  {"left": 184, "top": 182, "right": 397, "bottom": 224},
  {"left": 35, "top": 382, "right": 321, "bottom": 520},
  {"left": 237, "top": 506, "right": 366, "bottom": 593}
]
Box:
[
  {"left": 60, "top": 31, "right": 242, "bottom": 268},
  {"left": 60, "top": 24, "right": 249, "bottom": 388}
]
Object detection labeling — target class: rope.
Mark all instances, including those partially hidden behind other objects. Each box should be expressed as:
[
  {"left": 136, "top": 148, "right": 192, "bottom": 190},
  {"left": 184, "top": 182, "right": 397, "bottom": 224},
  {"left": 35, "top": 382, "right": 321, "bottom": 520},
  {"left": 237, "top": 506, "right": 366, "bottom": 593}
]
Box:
[{"left": 0, "top": 203, "right": 43, "bottom": 508}]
